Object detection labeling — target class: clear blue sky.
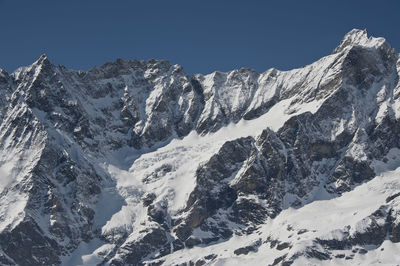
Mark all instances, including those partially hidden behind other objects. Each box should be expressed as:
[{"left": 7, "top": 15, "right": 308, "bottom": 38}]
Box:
[{"left": 0, "top": 0, "right": 399, "bottom": 75}]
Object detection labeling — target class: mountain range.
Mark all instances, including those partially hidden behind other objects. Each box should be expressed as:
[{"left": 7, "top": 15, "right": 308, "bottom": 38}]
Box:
[{"left": 0, "top": 29, "right": 400, "bottom": 265}]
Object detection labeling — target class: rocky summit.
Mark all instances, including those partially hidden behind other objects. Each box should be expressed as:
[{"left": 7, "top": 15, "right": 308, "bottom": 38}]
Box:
[{"left": 0, "top": 29, "right": 400, "bottom": 265}]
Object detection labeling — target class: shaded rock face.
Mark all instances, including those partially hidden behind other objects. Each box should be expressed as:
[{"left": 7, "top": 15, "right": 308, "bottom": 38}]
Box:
[
  {"left": 0, "top": 29, "right": 400, "bottom": 265},
  {"left": 12, "top": 57, "right": 205, "bottom": 150},
  {"left": 174, "top": 138, "right": 254, "bottom": 241},
  {"left": 109, "top": 227, "right": 168, "bottom": 266},
  {"left": 0, "top": 219, "right": 60, "bottom": 266}
]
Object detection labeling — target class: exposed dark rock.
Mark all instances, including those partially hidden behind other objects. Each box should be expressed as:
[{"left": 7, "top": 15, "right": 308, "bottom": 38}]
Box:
[
  {"left": 147, "top": 203, "right": 167, "bottom": 224},
  {"left": 204, "top": 254, "right": 217, "bottom": 261},
  {"left": 185, "top": 237, "right": 201, "bottom": 248},
  {"left": 172, "top": 239, "right": 184, "bottom": 252},
  {"left": 297, "top": 229, "right": 308, "bottom": 235},
  {"left": 276, "top": 242, "right": 291, "bottom": 250},
  {"left": 233, "top": 239, "right": 261, "bottom": 255},
  {"left": 143, "top": 193, "right": 157, "bottom": 207},
  {"left": 350, "top": 208, "right": 388, "bottom": 246},
  {"left": 194, "top": 259, "right": 206, "bottom": 266},
  {"left": 110, "top": 227, "right": 168, "bottom": 266},
  {"left": 386, "top": 192, "right": 400, "bottom": 203},
  {"left": 271, "top": 254, "right": 287, "bottom": 265},
  {"left": 0, "top": 218, "right": 61, "bottom": 266},
  {"left": 358, "top": 248, "right": 368, "bottom": 254}
]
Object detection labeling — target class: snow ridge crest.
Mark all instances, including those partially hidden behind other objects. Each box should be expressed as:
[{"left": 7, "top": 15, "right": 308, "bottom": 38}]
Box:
[{"left": 333, "top": 28, "right": 388, "bottom": 53}]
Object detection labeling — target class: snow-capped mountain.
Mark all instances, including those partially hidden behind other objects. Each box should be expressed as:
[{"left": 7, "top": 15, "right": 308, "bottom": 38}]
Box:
[{"left": 0, "top": 29, "right": 400, "bottom": 265}]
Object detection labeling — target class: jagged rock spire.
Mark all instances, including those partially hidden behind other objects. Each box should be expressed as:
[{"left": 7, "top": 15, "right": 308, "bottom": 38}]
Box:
[{"left": 333, "top": 28, "right": 387, "bottom": 53}]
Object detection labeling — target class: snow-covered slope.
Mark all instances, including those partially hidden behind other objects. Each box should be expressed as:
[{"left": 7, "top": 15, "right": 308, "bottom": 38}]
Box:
[{"left": 0, "top": 29, "right": 400, "bottom": 266}]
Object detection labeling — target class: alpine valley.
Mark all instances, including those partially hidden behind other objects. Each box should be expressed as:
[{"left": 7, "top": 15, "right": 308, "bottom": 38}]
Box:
[{"left": 1, "top": 29, "right": 400, "bottom": 265}]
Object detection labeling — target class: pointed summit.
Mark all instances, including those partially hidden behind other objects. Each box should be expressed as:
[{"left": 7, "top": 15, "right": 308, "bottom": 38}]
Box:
[
  {"left": 38, "top": 54, "right": 48, "bottom": 60},
  {"left": 35, "top": 54, "right": 50, "bottom": 65},
  {"left": 333, "top": 29, "right": 387, "bottom": 53},
  {"left": 29, "top": 54, "right": 58, "bottom": 78}
]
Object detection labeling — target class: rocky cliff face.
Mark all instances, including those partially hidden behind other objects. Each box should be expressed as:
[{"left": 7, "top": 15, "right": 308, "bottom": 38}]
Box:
[{"left": 0, "top": 29, "right": 400, "bottom": 265}]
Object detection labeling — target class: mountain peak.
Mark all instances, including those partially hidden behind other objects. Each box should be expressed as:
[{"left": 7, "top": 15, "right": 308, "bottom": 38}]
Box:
[
  {"left": 333, "top": 28, "right": 387, "bottom": 53},
  {"left": 34, "top": 54, "right": 53, "bottom": 67}
]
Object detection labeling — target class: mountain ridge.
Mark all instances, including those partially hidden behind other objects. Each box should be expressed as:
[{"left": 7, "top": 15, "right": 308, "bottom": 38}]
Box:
[{"left": 0, "top": 29, "right": 400, "bottom": 265}]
